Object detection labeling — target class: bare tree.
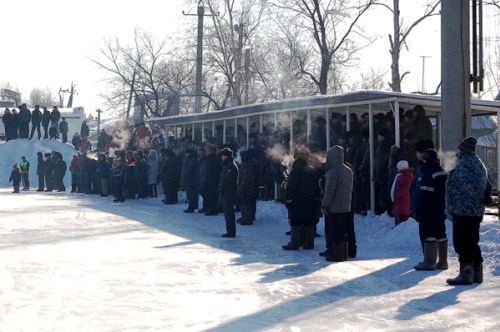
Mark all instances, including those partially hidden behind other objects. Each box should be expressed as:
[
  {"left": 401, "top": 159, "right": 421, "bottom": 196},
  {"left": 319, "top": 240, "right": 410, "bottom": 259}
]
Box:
[
  {"left": 203, "top": 0, "right": 267, "bottom": 109},
  {"left": 29, "top": 87, "right": 58, "bottom": 107},
  {"left": 92, "top": 29, "right": 194, "bottom": 118},
  {"left": 379, "top": 0, "right": 440, "bottom": 92},
  {"left": 272, "top": 0, "right": 377, "bottom": 95}
]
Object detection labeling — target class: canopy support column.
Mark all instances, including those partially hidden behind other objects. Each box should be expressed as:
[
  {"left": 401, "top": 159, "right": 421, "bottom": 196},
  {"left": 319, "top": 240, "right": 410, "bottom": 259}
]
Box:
[
  {"left": 326, "top": 109, "right": 330, "bottom": 149},
  {"left": 394, "top": 100, "right": 400, "bottom": 147},
  {"left": 369, "top": 103, "right": 375, "bottom": 214},
  {"left": 223, "top": 119, "right": 226, "bottom": 144},
  {"left": 346, "top": 107, "right": 351, "bottom": 131},
  {"left": 246, "top": 116, "right": 250, "bottom": 149}
]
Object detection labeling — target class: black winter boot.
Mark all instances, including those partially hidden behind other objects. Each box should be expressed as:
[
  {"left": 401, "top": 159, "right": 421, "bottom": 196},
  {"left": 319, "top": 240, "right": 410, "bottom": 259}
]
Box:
[
  {"left": 414, "top": 241, "right": 437, "bottom": 270},
  {"left": 436, "top": 239, "right": 449, "bottom": 270},
  {"left": 326, "top": 242, "right": 347, "bottom": 262},
  {"left": 446, "top": 262, "right": 474, "bottom": 285},
  {"left": 302, "top": 225, "right": 315, "bottom": 249},
  {"left": 239, "top": 205, "right": 253, "bottom": 225},
  {"left": 282, "top": 226, "right": 304, "bottom": 250},
  {"left": 473, "top": 263, "right": 483, "bottom": 284}
]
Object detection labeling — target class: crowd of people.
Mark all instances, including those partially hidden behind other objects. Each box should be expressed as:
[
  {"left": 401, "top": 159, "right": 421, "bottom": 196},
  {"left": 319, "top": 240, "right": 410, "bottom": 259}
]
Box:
[
  {"left": 5, "top": 103, "right": 492, "bottom": 286},
  {"left": 1, "top": 104, "right": 76, "bottom": 142}
]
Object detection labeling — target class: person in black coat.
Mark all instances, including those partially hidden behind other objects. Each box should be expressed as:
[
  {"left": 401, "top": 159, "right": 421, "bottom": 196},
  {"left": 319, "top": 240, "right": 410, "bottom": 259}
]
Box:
[
  {"left": 413, "top": 149, "right": 448, "bottom": 271},
  {"left": 59, "top": 118, "right": 69, "bottom": 143},
  {"left": 54, "top": 152, "right": 67, "bottom": 192},
  {"left": 2, "top": 108, "right": 13, "bottom": 141},
  {"left": 219, "top": 148, "right": 239, "bottom": 237},
  {"left": 238, "top": 150, "right": 257, "bottom": 225},
  {"left": 80, "top": 120, "right": 90, "bottom": 138},
  {"left": 9, "top": 164, "right": 22, "bottom": 193},
  {"left": 72, "top": 133, "right": 82, "bottom": 150},
  {"left": 283, "top": 148, "right": 321, "bottom": 250},
  {"left": 200, "top": 144, "right": 222, "bottom": 215},
  {"left": 29, "top": 105, "right": 42, "bottom": 140},
  {"left": 44, "top": 153, "right": 55, "bottom": 191},
  {"left": 181, "top": 148, "right": 199, "bottom": 213},
  {"left": 124, "top": 150, "right": 137, "bottom": 199},
  {"left": 11, "top": 109, "right": 19, "bottom": 139},
  {"left": 36, "top": 151, "right": 45, "bottom": 191},
  {"left": 374, "top": 127, "right": 393, "bottom": 215},
  {"left": 50, "top": 106, "right": 61, "bottom": 138},
  {"left": 18, "top": 104, "right": 31, "bottom": 139},
  {"left": 42, "top": 107, "right": 51, "bottom": 139},
  {"left": 98, "top": 154, "right": 111, "bottom": 197},
  {"left": 112, "top": 154, "right": 126, "bottom": 202},
  {"left": 161, "top": 149, "right": 179, "bottom": 204},
  {"left": 134, "top": 150, "right": 147, "bottom": 199}
]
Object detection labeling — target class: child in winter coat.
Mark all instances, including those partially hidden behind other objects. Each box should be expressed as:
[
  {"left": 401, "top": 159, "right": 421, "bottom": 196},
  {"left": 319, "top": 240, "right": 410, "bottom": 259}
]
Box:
[
  {"left": 9, "top": 164, "right": 22, "bottom": 193},
  {"left": 391, "top": 160, "right": 414, "bottom": 226}
]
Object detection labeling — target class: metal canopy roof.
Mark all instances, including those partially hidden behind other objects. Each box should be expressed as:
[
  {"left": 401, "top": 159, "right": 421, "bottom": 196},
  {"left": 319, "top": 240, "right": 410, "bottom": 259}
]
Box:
[{"left": 148, "top": 90, "right": 500, "bottom": 125}]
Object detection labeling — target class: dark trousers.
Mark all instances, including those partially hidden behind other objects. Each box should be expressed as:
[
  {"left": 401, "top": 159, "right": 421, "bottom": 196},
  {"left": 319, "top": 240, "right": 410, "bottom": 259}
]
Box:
[
  {"left": 101, "top": 178, "right": 109, "bottom": 196},
  {"left": 204, "top": 186, "right": 218, "bottom": 213},
  {"left": 452, "top": 216, "right": 483, "bottom": 265},
  {"left": 222, "top": 195, "right": 236, "bottom": 235},
  {"left": 45, "top": 173, "right": 52, "bottom": 190},
  {"left": 417, "top": 215, "right": 447, "bottom": 249},
  {"left": 114, "top": 177, "right": 125, "bottom": 201},
  {"left": 186, "top": 185, "right": 198, "bottom": 209},
  {"left": 19, "top": 123, "right": 29, "bottom": 138},
  {"left": 346, "top": 211, "right": 357, "bottom": 251},
  {"left": 325, "top": 212, "right": 349, "bottom": 245},
  {"left": 62, "top": 131, "right": 68, "bottom": 143},
  {"left": 71, "top": 174, "right": 78, "bottom": 192},
  {"left": 22, "top": 173, "right": 29, "bottom": 189},
  {"left": 43, "top": 124, "right": 49, "bottom": 139},
  {"left": 30, "top": 123, "right": 41, "bottom": 139},
  {"left": 37, "top": 174, "right": 45, "bottom": 190}
]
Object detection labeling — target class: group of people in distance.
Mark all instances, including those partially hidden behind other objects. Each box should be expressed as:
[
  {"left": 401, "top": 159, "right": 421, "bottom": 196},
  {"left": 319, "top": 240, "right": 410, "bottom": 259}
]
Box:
[
  {"left": 2, "top": 104, "right": 73, "bottom": 142},
  {"left": 9, "top": 151, "right": 67, "bottom": 194},
  {"left": 4, "top": 102, "right": 492, "bottom": 286}
]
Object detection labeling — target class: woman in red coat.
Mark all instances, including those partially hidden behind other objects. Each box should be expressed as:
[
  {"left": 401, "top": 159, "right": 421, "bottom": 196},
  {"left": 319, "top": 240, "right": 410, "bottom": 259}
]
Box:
[{"left": 391, "top": 160, "right": 414, "bottom": 226}]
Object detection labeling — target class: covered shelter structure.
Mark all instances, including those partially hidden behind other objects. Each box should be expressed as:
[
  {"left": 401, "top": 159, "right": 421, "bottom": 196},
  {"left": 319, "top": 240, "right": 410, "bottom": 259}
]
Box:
[{"left": 148, "top": 90, "right": 500, "bottom": 213}]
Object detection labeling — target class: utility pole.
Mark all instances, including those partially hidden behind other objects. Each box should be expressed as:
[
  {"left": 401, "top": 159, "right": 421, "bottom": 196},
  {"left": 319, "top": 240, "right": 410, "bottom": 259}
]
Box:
[
  {"left": 67, "top": 82, "right": 77, "bottom": 108},
  {"left": 234, "top": 23, "right": 244, "bottom": 106},
  {"left": 96, "top": 108, "right": 103, "bottom": 135},
  {"left": 243, "top": 47, "right": 251, "bottom": 105},
  {"left": 183, "top": 1, "right": 216, "bottom": 113},
  {"left": 441, "top": 0, "right": 471, "bottom": 152},
  {"left": 419, "top": 56, "right": 431, "bottom": 93},
  {"left": 126, "top": 71, "right": 136, "bottom": 120}
]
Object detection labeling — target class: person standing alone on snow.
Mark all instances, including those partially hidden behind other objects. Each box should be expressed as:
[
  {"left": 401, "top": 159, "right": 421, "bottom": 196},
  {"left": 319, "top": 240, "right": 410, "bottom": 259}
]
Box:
[
  {"left": 446, "top": 137, "right": 491, "bottom": 285},
  {"left": 20, "top": 156, "right": 30, "bottom": 191},
  {"left": 9, "top": 164, "right": 22, "bottom": 193}
]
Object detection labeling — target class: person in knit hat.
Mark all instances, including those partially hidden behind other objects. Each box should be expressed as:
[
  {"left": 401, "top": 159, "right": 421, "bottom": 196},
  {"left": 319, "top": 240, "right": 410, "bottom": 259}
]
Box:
[
  {"left": 391, "top": 160, "right": 414, "bottom": 226},
  {"left": 413, "top": 149, "right": 448, "bottom": 271},
  {"left": 446, "top": 137, "right": 491, "bottom": 285}
]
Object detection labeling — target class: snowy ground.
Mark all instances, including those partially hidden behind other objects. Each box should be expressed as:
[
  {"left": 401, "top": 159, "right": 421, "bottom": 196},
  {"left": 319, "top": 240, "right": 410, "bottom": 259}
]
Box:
[{"left": 0, "top": 188, "right": 498, "bottom": 331}]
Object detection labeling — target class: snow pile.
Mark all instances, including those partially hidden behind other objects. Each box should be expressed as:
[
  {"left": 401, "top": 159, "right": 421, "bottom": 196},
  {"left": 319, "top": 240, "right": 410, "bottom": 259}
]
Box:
[
  {"left": 0, "top": 139, "right": 76, "bottom": 187},
  {"left": 256, "top": 200, "right": 499, "bottom": 275}
]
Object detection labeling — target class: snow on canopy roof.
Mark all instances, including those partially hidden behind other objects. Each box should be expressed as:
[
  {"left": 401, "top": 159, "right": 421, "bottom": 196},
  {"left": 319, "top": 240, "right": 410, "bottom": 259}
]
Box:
[{"left": 148, "top": 90, "right": 500, "bottom": 125}]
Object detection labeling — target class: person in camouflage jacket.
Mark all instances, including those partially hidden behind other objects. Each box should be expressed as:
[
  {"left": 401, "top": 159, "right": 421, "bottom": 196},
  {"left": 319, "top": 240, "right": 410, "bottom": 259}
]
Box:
[{"left": 445, "top": 137, "right": 491, "bottom": 286}]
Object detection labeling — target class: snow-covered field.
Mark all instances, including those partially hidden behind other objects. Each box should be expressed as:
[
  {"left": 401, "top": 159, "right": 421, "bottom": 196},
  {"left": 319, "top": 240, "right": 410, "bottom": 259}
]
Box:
[
  {"left": 0, "top": 188, "right": 498, "bottom": 331},
  {"left": 0, "top": 139, "right": 499, "bottom": 331}
]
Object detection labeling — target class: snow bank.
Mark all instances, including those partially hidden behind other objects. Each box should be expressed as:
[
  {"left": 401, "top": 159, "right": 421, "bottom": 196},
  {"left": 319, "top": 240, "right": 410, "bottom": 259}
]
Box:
[
  {"left": 256, "top": 201, "right": 499, "bottom": 275},
  {"left": 0, "top": 139, "right": 76, "bottom": 188}
]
